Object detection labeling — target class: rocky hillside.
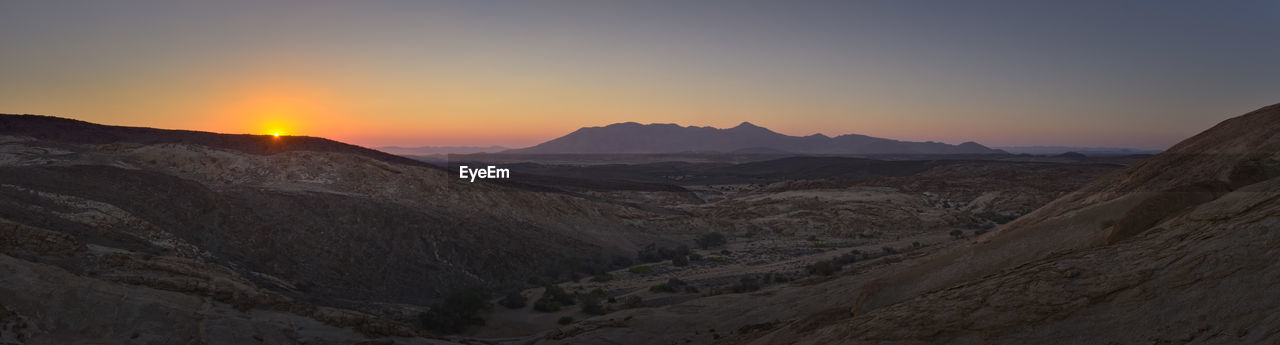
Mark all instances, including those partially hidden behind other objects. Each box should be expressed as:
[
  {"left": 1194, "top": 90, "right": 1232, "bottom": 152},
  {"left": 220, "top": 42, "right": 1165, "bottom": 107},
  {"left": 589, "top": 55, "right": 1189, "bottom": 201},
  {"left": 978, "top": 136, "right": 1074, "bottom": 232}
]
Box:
[
  {"left": 755, "top": 103, "right": 1280, "bottom": 344},
  {"left": 531, "top": 103, "right": 1280, "bottom": 345},
  {"left": 0, "top": 114, "right": 691, "bottom": 343},
  {"left": 507, "top": 121, "right": 1004, "bottom": 154}
]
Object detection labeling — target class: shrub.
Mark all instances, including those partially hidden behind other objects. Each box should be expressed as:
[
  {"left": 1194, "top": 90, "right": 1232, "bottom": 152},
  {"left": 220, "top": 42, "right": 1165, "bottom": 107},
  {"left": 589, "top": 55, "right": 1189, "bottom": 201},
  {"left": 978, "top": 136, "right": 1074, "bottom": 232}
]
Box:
[
  {"left": 688, "top": 253, "right": 704, "bottom": 261},
  {"left": 558, "top": 316, "right": 574, "bottom": 325},
  {"left": 533, "top": 298, "right": 561, "bottom": 312},
  {"left": 708, "top": 256, "right": 727, "bottom": 263},
  {"left": 650, "top": 284, "right": 676, "bottom": 293},
  {"left": 720, "top": 250, "right": 732, "bottom": 255},
  {"left": 730, "top": 277, "right": 761, "bottom": 293},
  {"left": 498, "top": 291, "right": 527, "bottom": 309},
  {"left": 588, "top": 288, "right": 607, "bottom": 297},
  {"left": 949, "top": 229, "right": 964, "bottom": 239},
  {"left": 813, "top": 243, "right": 828, "bottom": 248},
  {"left": 672, "top": 255, "right": 689, "bottom": 267},
  {"left": 638, "top": 243, "right": 669, "bottom": 263},
  {"left": 806, "top": 260, "right": 841, "bottom": 276},
  {"left": 882, "top": 246, "right": 897, "bottom": 255},
  {"left": 542, "top": 285, "right": 576, "bottom": 306},
  {"left": 696, "top": 232, "right": 727, "bottom": 249},
  {"left": 580, "top": 295, "right": 607, "bottom": 315},
  {"left": 912, "top": 241, "right": 921, "bottom": 248},
  {"left": 419, "top": 289, "right": 489, "bottom": 334},
  {"left": 629, "top": 265, "right": 652, "bottom": 274},
  {"left": 591, "top": 273, "right": 614, "bottom": 282}
]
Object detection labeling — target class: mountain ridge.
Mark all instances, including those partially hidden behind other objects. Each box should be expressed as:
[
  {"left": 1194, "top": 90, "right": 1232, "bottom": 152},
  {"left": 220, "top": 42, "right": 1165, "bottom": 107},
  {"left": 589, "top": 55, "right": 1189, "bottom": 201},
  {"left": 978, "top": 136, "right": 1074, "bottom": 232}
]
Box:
[{"left": 506, "top": 121, "right": 1006, "bottom": 155}]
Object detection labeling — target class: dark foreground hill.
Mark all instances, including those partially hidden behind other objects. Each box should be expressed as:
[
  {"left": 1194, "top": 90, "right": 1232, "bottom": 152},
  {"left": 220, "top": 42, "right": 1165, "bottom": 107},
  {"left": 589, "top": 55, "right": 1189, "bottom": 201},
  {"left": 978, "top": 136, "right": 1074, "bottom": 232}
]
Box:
[{"left": 0, "top": 114, "right": 689, "bottom": 343}]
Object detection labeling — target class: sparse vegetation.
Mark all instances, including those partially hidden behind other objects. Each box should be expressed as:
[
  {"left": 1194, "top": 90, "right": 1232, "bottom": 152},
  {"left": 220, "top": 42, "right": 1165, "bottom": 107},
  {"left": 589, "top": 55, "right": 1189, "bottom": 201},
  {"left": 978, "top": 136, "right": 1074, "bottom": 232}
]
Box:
[
  {"left": 950, "top": 229, "right": 964, "bottom": 239},
  {"left": 591, "top": 273, "right": 614, "bottom": 282},
  {"left": 629, "top": 265, "right": 652, "bottom": 274}
]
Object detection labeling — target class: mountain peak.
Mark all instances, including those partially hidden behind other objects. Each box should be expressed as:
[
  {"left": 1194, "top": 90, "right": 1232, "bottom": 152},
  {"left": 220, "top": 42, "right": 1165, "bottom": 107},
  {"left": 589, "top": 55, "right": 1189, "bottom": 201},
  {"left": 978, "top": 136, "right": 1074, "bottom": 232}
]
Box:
[{"left": 733, "top": 121, "right": 761, "bottom": 129}]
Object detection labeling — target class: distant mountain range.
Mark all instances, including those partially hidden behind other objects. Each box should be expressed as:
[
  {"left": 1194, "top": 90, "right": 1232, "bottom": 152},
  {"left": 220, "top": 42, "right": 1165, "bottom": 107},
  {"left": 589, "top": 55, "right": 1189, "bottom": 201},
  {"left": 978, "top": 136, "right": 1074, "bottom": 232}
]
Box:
[
  {"left": 377, "top": 145, "right": 509, "bottom": 156},
  {"left": 505, "top": 122, "right": 1004, "bottom": 155},
  {"left": 996, "top": 146, "right": 1163, "bottom": 156}
]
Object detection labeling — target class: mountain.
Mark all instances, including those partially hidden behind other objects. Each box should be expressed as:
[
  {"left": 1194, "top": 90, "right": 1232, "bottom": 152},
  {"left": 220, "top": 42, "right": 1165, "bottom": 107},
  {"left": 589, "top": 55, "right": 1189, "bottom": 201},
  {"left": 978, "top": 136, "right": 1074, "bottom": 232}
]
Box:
[{"left": 506, "top": 121, "right": 1005, "bottom": 155}]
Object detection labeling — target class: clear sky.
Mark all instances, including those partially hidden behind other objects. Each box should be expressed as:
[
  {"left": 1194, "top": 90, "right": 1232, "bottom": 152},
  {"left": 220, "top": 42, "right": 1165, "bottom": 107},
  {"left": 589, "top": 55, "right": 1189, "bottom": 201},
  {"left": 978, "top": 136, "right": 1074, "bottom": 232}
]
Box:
[{"left": 1, "top": 1, "right": 1277, "bottom": 149}]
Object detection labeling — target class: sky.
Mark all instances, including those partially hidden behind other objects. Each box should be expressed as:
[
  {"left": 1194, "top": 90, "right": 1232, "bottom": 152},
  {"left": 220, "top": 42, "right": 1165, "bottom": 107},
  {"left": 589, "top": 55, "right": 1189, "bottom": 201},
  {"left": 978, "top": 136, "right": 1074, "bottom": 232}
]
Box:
[{"left": 1, "top": 1, "right": 1277, "bottom": 149}]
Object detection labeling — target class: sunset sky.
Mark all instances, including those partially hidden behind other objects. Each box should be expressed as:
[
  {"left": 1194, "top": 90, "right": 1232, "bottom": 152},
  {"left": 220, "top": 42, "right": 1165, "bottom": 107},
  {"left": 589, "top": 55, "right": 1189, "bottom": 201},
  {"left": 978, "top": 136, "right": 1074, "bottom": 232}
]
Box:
[{"left": 2, "top": 1, "right": 1277, "bottom": 149}]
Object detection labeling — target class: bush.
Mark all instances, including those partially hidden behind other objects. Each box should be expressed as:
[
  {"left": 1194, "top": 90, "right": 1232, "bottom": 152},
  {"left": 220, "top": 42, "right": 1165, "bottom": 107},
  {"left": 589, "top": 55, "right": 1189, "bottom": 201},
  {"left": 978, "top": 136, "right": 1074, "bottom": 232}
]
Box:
[
  {"left": 591, "top": 273, "right": 614, "bottom": 282},
  {"left": 806, "top": 260, "right": 841, "bottom": 276},
  {"left": 558, "top": 316, "right": 575, "bottom": 325},
  {"left": 688, "top": 253, "right": 704, "bottom": 261},
  {"left": 499, "top": 291, "right": 527, "bottom": 309},
  {"left": 629, "top": 265, "right": 652, "bottom": 274},
  {"left": 638, "top": 243, "right": 666, "bottom": 263},
  {"left": 419, "top": 289, "right": 489, "bottom": 334},
  {"left": 588, "top": 288, "right": 607, "bottom": 298},
  {"left": 580, "top": 294, "right": 607, "bottom": 315},
  {"left": 542, "top": 285, "right": 576, "bottom": 306},
  {"left": 912, "top": 241, "right": 921, "bottom": 248},
  {"left": 649, "top": 284, "right": 674, "bottom": 293},
  {"left": 882, "top": 246, "right": 897, "bottom": 255},
  {"left": 696, "top": 232, "right": 728, "bottom": 249},
  {"left": 672, "top": 255, "right": 689, "bottom": 267},
  {"left": 730, "top": 277, "right": 761, "bottom": 293},
  {"left": 650, "top": 279, "right": 678, "bottom": 293},
  {"left": 720, "top": 250, "right": 732, "bottom": 255},
  {"left": 533, "top": 298, "right": 561, "bottom": 312},
  {"left": 950, "top": 229, "right": 964, "bottom": 239}
]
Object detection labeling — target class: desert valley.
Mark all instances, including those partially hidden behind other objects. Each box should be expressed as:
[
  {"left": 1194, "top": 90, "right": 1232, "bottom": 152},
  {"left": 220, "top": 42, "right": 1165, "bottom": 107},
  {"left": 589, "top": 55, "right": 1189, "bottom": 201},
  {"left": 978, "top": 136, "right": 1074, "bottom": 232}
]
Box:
[{"left": 1, "top": 103, "right": 1277, "bottom": 344}]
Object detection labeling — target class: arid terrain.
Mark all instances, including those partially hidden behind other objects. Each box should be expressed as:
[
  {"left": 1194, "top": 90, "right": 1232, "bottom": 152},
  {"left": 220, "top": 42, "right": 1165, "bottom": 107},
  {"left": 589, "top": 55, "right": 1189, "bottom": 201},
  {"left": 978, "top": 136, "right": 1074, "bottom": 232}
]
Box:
[{"left": 1, "top": 103, "right": 1277, "bottom": 344}]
